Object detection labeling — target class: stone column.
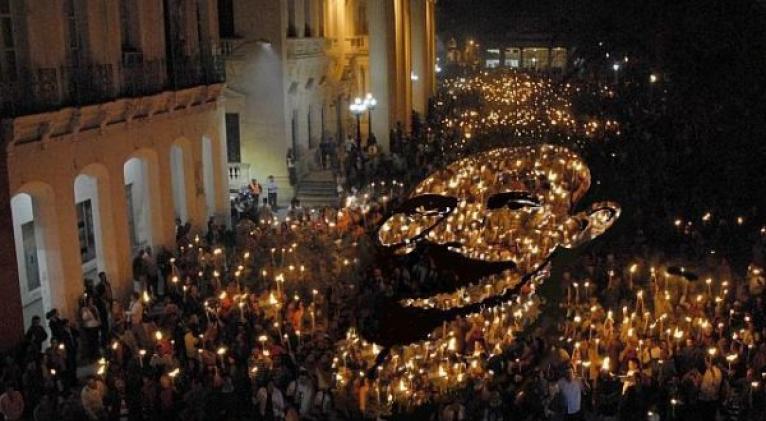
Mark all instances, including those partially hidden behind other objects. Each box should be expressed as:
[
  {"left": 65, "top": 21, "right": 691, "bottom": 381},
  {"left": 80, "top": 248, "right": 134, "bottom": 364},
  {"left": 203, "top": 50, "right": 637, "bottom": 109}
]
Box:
[
  {"left": 144, "top": 152, "right": 171, "bottom": 248},
  {"left": 295, "top": 0, "right": 307, "bottom": 37},
  {"left": 155, "top": 145, "right": 180, "bottom": 248},
  {"left": 90, "top": 168, "right": 122, "bottom": 289},
  {"left": 425, "top": 0, "right": 437, "bottom": 99},
  {"left": 50, "top": 176, "right": 94, "bottom": 319},
  {"left": 410, "top": 0, "right": 426, "bottom": 116},
  {"left": 367, "top": 0, "right": 392, "bottom": 151},
  {"left": 105, "top": 157, "right": 136, "bottom": 299},
  {"left": 394, "top": 0, "right": 412, "bottom": 132}
]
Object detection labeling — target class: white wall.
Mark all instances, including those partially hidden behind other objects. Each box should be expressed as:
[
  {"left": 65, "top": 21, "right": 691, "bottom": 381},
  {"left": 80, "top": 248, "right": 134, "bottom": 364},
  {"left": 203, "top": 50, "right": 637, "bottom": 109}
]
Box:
[
  {"left": 124, "top": 158, "right": 152, "bottom": 251},
  {"left": 170, "top": 145, "right": 189, "bottom": 223},
  {"left": 234, "top": 43, "right": 292, "bottom": 202},
  {"left": 74, "top": 174, "right": 107, "bottom": 276}
]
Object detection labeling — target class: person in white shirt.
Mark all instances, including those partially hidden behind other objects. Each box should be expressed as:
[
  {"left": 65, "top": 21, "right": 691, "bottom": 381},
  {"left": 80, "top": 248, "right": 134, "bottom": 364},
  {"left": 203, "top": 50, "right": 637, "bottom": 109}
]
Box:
[
  {"left": 256, "top": 381, "right": 285, "bottom": 420},
  {"left": 556, "top": 366, "right": 586, "bottom": 420},
  {"left": 295, "top": 371, "right": 315, "bottom": 417}
]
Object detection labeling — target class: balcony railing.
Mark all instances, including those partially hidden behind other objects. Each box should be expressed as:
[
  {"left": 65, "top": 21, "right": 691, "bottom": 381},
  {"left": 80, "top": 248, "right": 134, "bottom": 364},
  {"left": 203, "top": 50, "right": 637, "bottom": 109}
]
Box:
[
  {"left": 122, "top": 59, "right": 166, "bottom": 97},
  {"left": 345, "top": 36, "right": 368, "bottom": 55},
  {"left": 286, "top": 37, "right": 328, "bottom": 60},
  {"left": 228, "top": 162, "right": 251, "bottom": 192},
  {"left": 1, "top": 55, "right": 225, "bottom": 118},
  {"left": 221, "top": 38, "right": 247, "bottom": 57},
  {"left": 65, "top": 64, "right": 115, "bottom": 105},
  {"left": 324, "top": 36, "right": 368, "bottom": 57}
]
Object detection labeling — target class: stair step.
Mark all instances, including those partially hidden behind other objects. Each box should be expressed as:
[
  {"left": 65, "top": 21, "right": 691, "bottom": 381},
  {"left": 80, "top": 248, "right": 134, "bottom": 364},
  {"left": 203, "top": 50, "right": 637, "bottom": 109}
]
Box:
[
  {"left": 301, "top": 179, "right": 335, "bottom": 184},
  {"left": 295, "top": 197, "right": 339, "bottom": 206},
  {"left": 300, "top": 183, "right": 335, "bottom": 188},
  {"left": 296, "top": 170, "right": 337, "bottom": 208},
  {"left": 297, "top": 193, "right": 338, "bottom": 199},
  {"left": 299, "top": 187, "right": 337, "bottom": 193}
]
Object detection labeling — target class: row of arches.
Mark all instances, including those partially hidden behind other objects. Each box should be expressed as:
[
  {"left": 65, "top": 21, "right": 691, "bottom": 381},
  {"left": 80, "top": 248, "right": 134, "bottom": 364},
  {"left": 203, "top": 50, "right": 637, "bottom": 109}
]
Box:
[{"left": 10, "top": 137, "right": 219, "bottom": 330}]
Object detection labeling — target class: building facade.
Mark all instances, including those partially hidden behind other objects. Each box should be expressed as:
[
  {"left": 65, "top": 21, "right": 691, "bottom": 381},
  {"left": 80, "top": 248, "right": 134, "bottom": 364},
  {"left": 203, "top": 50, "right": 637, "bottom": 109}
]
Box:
[
  {"left": 220, "top": 0, "right": 436, "bottom": 202},
  {"left": 492, "top": 40, "right": 568, "bottom": 73},
  {"left": 0, "top": 0, "right": 228, "bottom": 346}
]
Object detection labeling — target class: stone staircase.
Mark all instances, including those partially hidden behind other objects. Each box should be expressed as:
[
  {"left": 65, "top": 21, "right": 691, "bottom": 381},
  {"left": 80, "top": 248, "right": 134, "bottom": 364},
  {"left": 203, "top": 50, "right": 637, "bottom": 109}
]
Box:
[{"left": 295, "top": 170, "right": 339, "bottom": 207}]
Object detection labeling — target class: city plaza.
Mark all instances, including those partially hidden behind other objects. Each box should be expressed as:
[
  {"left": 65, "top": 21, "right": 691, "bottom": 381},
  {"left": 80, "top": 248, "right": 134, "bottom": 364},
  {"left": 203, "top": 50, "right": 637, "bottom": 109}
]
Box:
[{"left": 0, "top": 1, "right": 765, "bottom": 420}]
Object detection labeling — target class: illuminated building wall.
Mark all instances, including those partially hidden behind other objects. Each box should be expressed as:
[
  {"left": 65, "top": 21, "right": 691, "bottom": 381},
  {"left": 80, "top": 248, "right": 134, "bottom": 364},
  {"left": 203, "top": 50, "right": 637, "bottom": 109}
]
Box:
[
  {"left": 0, "top": 0, "right": 228, "bottom": 346},
  {"left": 223, "top": 0, "right": 436, "bottom": 200}
]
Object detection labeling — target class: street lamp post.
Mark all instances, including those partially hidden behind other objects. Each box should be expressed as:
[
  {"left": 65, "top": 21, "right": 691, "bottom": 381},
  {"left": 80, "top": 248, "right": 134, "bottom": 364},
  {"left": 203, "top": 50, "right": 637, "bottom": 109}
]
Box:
[
  {"left": 612, "top": 63, "right": 620, "bottom": 85},
  {"left": 349, "top": 97, "right": 366, "bottom": 149},
  {"left": 363, "top": 93, "right": 377, "bottom": 142}
]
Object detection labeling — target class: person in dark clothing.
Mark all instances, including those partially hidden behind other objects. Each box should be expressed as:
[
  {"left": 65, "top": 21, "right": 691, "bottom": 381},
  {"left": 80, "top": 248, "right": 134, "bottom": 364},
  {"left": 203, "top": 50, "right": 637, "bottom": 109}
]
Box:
[
  {"left": 619, "top": 372, "right": 648, "bottom": 421},
  {"left": 132, "top": 251, "right": 148, "bottom": 292},
  {"left": 80, "top": 295, "right": 102, "bottom": 361},
  {"left": 46, "top": 310, "right": 78, "bottom": 388},
  {"left": 94, "top": 284, "right": 110, "bottom": 349},
  {"left": 106, "top": 377, "right": 140, "bottom": 421},
  {"left": 97, "top": 272, "right": 113, "bottom": 310},
  {"left": 595, "top": 371, "right": 621, "bottom": 419},
  {"left": 24, "top": 316, "right": 48, "bottom": 353},
  {"left": 319, "top": 137, "right": 332, "bottom": 170}
]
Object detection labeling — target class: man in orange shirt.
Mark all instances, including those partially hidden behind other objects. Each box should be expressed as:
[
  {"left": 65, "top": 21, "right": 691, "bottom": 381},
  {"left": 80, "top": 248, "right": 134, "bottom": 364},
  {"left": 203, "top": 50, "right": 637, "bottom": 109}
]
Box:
[{"left": 249, "top": 178, "right": 262, "bottom": 208}]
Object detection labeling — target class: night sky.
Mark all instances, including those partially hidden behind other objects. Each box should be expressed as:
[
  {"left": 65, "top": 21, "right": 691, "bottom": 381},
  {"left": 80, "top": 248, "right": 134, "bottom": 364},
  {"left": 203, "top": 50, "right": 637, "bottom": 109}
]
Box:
[{"left": 438, "top": 0, "right": 766, "bottom": 214}]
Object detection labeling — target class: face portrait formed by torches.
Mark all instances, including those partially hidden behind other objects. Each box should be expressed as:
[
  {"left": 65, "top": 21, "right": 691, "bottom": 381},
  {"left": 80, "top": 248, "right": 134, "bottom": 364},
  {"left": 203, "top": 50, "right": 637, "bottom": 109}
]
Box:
[
  {"left": 334, "top": 145, "right": 620, "bottom": 407},
  {"left": 378, "top": 144, "right": 620, "bottom": 311}
]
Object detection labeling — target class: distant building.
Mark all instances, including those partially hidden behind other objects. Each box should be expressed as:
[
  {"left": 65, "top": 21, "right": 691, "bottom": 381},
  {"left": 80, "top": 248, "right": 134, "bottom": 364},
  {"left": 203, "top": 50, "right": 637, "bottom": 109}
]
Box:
[
  {"left": 446, "top": 37, "right": 461, "bottom": 65},
  {"left": 485, "top": 48, "right": 501, "bottom": 69},
  {"left": 484, "top": 33, "right": 569, "bottom": 74},
  {"left": 443, "top": 38, "right": 481, "bottom": 69}
]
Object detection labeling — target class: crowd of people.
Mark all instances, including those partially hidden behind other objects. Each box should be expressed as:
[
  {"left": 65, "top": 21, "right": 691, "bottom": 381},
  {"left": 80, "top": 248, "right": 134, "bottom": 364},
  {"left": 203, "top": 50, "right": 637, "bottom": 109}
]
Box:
[{"left": 1, "top": 61, "right": 765, "bottom": 421}]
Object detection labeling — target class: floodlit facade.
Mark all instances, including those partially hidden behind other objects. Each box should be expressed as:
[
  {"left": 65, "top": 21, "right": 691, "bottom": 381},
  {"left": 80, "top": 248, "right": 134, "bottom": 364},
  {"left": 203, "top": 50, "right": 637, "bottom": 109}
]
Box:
[
  {"left": 220, "top": 0, "right": 436, "bottom": 200},
  {"left": 0, "top": 0, "right": 228, "bottom": 345},
  {"left": 500, "top": 45, "right": 568, "bottom": 73}
]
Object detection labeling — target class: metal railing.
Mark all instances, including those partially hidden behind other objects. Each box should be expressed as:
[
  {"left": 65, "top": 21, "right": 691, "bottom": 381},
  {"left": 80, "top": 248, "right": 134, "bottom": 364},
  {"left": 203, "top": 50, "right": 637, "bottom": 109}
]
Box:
[
  {"left": 1, "top": 54, "right": 225, "bottom": 118},
  {"left": 64, "top": 64, "right": 115, "bottom": 105},
  {"left": 345, "top": 36, "right": 368, "bottom": 55},
  {"left": 122, "top": 59, "right": 166, "bottom": 97},
  {"left": 286, "top": 37, "right": 328, "bottom": 59},
  {"left": 228, "top": 162, "right": 251, "bottom": 192}
]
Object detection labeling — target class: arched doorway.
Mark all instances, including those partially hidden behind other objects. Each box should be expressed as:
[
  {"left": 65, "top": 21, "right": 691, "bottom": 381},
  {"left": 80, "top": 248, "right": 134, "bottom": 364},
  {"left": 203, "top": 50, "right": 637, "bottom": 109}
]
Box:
[
  {"left": 124, "top": 157, "right": 154, "bottom": 253},
  {"left": 10, "top": 186, "right": 55, "bottom": 332},
  {"left": 74, "top": 168, "right": 112, "bottom": 282}
]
